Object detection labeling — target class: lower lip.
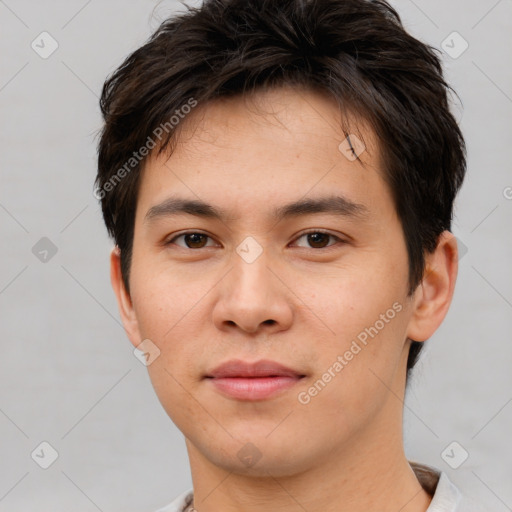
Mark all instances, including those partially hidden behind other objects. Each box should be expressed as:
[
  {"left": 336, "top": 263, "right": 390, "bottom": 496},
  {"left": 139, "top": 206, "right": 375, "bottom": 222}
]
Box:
[{"left": 208, "top": 376, "right": 302, "bottom": 400}]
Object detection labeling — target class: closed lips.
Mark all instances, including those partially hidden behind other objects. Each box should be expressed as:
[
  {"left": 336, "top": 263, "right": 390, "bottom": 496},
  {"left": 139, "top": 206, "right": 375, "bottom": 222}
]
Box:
[{"left": 206, "top": 359, "right": 306, "bottom": 379}]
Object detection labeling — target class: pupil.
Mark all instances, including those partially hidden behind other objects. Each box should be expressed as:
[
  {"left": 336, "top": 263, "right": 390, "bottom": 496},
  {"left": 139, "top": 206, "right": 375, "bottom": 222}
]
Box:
[
  {"left": 308, "top": 233, "right": 328, "bottom": 248},
  {"left": 186, "top": 233, "right": 206, "bottom": 248}
]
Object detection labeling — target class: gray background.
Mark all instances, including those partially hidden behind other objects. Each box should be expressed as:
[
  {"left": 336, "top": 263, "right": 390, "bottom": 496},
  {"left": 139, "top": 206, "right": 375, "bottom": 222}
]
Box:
[{"left": 1, "top": 0, "right": 511, "bottom": 510}]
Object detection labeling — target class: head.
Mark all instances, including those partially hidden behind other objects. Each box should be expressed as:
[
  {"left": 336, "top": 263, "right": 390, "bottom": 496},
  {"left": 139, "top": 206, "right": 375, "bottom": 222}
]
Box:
[{"left": 96, "top": 0, "right": 465, "bottom": 476}]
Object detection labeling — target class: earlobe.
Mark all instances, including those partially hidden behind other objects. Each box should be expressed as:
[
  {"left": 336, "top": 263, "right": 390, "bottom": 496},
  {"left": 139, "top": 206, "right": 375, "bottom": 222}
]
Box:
[
  {"left": 406, "top": 231, "right": 459, "bottom": 342},
  {"left": 110, "top": 246, "right": 142, "bottom": 348}
]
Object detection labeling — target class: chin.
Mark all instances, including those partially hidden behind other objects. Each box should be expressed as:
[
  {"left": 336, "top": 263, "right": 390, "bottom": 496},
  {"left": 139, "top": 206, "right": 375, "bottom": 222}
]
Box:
[{"left": 189, "top": 433, "right": 318, "bottom": 478}]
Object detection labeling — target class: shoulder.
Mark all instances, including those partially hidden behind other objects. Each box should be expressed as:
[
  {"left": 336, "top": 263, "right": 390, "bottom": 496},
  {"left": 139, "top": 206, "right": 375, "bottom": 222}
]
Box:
[{"left": 153, "top": 489, "right": 193, "bottom": 512}]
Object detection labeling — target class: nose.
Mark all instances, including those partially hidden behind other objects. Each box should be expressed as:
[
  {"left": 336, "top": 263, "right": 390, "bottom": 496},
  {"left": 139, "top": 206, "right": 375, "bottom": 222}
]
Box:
[{"left": 212, "top": 247, "right": 293, "bottom": 335}]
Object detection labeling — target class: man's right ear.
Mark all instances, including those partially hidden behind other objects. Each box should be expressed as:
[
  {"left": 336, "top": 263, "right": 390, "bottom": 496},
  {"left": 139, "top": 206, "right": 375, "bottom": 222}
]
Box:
[{"left": 110, "top": 246, "right": 142, "bottom": 349}]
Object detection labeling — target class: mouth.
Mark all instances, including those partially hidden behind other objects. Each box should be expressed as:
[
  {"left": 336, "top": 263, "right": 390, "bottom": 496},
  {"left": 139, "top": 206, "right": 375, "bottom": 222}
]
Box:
[{"left": 205, "top": 359, "right": 306, "bottom": 401}]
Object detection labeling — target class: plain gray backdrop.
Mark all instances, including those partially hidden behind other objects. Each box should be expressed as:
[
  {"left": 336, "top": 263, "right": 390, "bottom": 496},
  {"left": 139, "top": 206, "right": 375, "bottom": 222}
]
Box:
[{"left": 1, "top": 0, "right": 511, "bottom": 510}]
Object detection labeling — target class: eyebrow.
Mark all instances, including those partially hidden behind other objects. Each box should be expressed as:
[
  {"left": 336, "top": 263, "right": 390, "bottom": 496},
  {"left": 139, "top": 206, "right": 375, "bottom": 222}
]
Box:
[{"left": 144, "top": 194, "right": 369, "bottom": 224}]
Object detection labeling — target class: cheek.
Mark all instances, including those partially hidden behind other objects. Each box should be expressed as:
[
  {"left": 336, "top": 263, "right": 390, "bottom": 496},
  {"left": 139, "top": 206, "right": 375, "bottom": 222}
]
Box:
[
  {"left": 312, "top": 256, "right": 407, "bottom": 337},
  {"left": 129, "top": 248, "right": 207, "bottom": 341},
  {"left": 129, "top": 257, "right": 220, "bottom": 381},
  {"left": 298, "top": 304, "right": 410, "bottom": 437},
  {"left": 130, "top": 271, "right": 209, "bottom": 427},
  {"left": 298, "top": 254, "right": 410, "bottom": 406}
]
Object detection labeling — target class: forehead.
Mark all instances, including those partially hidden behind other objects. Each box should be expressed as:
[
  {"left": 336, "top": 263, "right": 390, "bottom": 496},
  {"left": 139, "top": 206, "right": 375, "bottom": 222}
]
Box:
[
  {"left": 174, "top": 85, "right": 378, "bottom": 159},
  {"left": 136, "top": 86, "right": 391, "bottom": 224}
]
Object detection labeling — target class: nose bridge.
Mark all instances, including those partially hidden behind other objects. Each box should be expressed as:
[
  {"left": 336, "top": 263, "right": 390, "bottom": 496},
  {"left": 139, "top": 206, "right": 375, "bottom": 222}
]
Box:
[
  {"left": 212, "top": 236, "right": 293, "bottom": 333},
  {"left": 231, "top": 236, "right": 273, "bottom": 301}
]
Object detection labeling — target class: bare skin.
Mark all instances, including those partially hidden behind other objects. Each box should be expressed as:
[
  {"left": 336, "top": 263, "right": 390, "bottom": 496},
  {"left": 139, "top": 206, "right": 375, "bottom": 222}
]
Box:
[{"left": 111, "top": 85, "right": 458, "bottom": 512}]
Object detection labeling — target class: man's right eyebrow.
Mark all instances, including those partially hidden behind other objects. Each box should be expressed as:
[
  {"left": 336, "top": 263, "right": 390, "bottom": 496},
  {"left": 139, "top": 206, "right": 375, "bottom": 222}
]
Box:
[{"left": 144, "top": 197, "right": 229, "bottom": 223}]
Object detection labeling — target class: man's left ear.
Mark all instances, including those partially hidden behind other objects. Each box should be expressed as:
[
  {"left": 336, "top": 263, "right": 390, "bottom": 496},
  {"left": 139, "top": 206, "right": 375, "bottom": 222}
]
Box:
[{"left": 406, "top": 230, "right": 459, "bottom": 342}]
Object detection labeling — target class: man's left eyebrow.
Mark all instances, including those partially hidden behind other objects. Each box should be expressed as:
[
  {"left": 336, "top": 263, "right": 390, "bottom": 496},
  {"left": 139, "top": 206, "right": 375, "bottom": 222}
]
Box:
[{"left": 272, "top": 195, "right": 369, "bottom": 222}]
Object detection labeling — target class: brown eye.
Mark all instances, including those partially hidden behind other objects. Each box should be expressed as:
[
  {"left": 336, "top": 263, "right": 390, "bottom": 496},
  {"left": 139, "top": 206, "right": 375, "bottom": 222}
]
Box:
[
  {"left": 293, "top": 231, "right": 342, "bottom": 249},
  {"left": 167, "top": 232, "right": 215, "bottom": 249},
  {"left": 306, "top": 232, "right": 331, "bottom": 248},
  {"left": 183, "top": 233, "right": 208, "bottom": 248}
]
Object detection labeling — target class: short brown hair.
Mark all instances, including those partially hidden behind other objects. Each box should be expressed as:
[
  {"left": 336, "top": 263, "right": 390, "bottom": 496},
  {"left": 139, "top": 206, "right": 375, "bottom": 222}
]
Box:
[{"left": 96, "top": 0, "right": 466, "bottom": 377}]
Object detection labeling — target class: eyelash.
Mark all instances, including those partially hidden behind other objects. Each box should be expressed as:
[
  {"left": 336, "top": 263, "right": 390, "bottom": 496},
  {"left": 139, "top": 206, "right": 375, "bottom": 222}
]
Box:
[{"left": 165, "top": 229, "right": 345, "bottom": 250}]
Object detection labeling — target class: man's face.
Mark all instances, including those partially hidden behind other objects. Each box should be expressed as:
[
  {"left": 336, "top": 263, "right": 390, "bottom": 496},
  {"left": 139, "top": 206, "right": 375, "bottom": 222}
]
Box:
[{"left": 119, "top": 87, "right": 419, "bottom": 476}]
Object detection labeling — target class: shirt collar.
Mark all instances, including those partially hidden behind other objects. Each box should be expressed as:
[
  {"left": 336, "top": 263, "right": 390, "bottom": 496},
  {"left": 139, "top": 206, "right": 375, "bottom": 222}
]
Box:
[
  {"left": 160, "top": 462, "right": 462, "bottom": 512},
  {"left": 410, "top": 461, "right": 462, "bottom": 511}
]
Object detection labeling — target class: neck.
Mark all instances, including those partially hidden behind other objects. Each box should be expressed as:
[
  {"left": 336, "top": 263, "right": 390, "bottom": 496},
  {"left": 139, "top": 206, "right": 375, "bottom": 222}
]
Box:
[{"left": 185, "top": 409, "right": 432, "bottom": 512}]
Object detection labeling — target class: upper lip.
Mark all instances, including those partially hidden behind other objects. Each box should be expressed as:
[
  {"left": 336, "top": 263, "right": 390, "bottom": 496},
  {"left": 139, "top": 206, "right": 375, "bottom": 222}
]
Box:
[{"left": 206, "top": 359, "right": 305, "bottom": 379}]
